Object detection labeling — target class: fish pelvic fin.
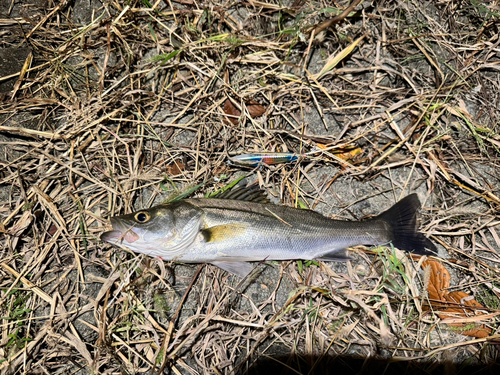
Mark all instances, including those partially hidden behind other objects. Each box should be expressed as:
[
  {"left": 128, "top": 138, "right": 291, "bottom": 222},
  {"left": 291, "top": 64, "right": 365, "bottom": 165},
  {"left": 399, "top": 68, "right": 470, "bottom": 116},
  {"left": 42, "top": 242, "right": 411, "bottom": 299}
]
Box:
[
  {"left": 376, "top": 193, "right": 436, "bottom": 255},
  {"left": 315, "top": 248, "right": 352, "bottom": 262},
  {"left": 201, "top": 223, "right": 250, "bottom": 243},
  {"left": 211, "top": 261, "right": 254, "bottom": 278}
]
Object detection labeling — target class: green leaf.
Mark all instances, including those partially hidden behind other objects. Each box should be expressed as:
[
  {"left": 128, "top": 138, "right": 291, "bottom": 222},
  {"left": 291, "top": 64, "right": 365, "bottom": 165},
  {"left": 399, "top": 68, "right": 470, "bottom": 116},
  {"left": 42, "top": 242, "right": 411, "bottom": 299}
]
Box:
[
  {"left": 152, "top": 49, "right": 182, "bottom": 64},
  {"left": 297, "top": 200, "right": 308, "bottom": 209},
  {"left": 148, "top": 23, "right": 157, "bottom": 43},
  {"left": 207, "top": 175, "right": 247, "bottom": 198},
  {"left": 164, "top": 182, "right": 206, "bottom": 203},
  {"left": 297, "top": 260, "right": 303, "bottom": 274}
]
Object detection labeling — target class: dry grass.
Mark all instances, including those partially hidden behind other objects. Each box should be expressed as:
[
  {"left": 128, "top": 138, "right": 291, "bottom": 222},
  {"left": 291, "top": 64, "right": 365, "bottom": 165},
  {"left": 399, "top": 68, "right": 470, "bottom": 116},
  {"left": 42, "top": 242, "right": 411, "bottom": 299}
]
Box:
[{"left": 1, "top": 0, "right": 500, "bottom": 374}]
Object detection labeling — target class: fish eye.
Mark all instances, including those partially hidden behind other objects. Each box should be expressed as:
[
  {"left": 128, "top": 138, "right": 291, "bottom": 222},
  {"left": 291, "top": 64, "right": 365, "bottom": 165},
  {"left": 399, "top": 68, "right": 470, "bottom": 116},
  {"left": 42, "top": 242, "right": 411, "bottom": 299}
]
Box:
[{"left": 134, "top": 211, "right": 151, "bottom": 223}]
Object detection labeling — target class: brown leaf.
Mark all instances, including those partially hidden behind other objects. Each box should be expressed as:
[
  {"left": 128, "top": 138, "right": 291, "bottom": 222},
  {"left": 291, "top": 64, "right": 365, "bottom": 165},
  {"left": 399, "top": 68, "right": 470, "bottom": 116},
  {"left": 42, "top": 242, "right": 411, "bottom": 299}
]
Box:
[
  {"left": 247, "top": 100, "right": 266, "bottom": 118},
  {"left": 48, "top": 224, "right": 58, "bottom": 236},
  {"left": 423, "top": 259, "right": 451, "bottom": 301},
  {"left": 421, "top": 259, "right": 492, "bottom": 338},
  {"left": 452, "top": 326, "right": 491, "bottom": 338},
  {"left": 223, "top": 99, "right": 266, "bottom": 125},
  {"left": 223, "top": 99, "right": 240, "bottom": 125},
  {"left": 166, "top": 161, "right": 185, "bottom": 175}
]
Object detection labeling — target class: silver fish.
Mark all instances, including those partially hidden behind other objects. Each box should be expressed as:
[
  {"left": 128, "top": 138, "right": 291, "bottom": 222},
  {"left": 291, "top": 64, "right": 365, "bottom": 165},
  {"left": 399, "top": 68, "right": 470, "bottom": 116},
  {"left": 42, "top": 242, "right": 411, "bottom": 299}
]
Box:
[{"left": 101, "top": 188, "right": 436, "bottom": 277}]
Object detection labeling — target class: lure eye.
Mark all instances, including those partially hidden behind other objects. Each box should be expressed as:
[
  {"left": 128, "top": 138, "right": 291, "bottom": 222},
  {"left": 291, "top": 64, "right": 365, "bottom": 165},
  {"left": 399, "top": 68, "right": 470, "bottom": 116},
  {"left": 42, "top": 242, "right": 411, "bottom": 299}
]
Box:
[{"left": 134, "top": 211, "right": 151, "bottom": 223}]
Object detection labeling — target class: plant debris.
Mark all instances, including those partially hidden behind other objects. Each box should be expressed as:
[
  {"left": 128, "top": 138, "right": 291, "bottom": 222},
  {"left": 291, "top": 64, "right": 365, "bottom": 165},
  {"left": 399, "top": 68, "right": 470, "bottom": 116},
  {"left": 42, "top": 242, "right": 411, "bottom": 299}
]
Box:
[
  {"left": 1, "top": 0, "right": 500, "bottom": 373},
  {"left": 422, "top": 259, "right": 495, "bottom": 338},
  {"left": 223, "top": 98, "right": 267, "bottom": 125}
]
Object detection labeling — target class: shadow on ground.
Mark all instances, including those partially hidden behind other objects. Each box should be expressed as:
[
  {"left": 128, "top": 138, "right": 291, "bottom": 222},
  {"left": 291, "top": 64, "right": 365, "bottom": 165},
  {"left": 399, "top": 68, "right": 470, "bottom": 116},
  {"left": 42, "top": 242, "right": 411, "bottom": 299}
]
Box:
[{"left": 244, "top": 353, "right": 500, "bottom": 375}]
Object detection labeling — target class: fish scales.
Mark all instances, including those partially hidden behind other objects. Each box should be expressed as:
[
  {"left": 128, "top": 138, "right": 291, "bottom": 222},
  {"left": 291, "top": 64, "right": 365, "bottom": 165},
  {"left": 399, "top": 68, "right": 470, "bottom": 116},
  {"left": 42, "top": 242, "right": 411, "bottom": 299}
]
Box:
[
  {"left": 186, "top": 198, "right": 389, "bottom": 260},
  {"left": 101, "top": 190, "right": 436, "bottom": 277}
]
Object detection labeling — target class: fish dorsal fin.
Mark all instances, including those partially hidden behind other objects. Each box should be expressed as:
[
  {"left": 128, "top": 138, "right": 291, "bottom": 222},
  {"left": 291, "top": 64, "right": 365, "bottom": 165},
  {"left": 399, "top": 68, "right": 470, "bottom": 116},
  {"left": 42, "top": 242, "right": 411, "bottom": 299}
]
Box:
[
  {"left": 201, "top": 223, "right": 250, "bottom": 243},
  {"left": 216, "top": 185, "right": 269, "bottom": 203}
]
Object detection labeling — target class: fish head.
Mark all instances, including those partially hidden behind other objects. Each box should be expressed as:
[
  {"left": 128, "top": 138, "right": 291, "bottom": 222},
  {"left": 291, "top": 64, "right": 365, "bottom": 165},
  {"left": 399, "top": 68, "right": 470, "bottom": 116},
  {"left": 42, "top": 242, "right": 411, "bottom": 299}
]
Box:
[{"left": 101, "top": 203, "right": 203, "bottom": 258}]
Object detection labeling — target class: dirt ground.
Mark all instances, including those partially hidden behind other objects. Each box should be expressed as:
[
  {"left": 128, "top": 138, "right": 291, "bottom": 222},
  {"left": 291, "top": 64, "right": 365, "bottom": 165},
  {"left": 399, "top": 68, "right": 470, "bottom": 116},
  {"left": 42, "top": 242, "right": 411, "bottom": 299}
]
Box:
[{"left": 1, "top": 0, "right": 500, "bottom": 374}]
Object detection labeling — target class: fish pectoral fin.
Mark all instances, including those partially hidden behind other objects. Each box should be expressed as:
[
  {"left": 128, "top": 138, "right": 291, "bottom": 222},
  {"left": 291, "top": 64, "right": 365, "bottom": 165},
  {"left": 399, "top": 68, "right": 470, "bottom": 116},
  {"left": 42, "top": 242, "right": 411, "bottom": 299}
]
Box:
[
  {"left": 315, "top": 248, "right": 352, "bottom": 262},
  {"left": 201, "top": 223, "right": 250, "bottom": 243},
  {"left": 211, "top": 261, "right": 254, "bottom": 278}
]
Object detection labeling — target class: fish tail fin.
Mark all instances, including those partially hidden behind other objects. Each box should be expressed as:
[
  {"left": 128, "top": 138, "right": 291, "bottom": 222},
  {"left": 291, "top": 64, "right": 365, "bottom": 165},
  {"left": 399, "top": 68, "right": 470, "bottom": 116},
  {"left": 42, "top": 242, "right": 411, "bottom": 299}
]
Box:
[{"left": 376, "top": 194, "right": 436, "bottom": 255}]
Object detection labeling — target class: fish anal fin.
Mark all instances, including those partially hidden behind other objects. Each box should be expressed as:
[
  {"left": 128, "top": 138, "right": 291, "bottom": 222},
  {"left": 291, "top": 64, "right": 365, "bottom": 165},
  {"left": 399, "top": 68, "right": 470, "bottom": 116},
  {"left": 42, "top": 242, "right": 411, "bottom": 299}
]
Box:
[
  {"left": 211, "top": 261, "right": 254, "bottom": 278},
  {"left": 202, "top": 223, "right": 249, "bottom": 243},
  {"left": 315, "top": 248, "right": 352, "bottom": 262}
]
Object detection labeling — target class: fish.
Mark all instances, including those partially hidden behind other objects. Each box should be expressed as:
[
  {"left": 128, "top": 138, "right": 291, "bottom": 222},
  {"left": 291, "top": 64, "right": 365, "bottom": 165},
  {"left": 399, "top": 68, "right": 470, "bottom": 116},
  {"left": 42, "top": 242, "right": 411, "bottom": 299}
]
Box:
[{"left": 101, "top": 187, "right": 436, "bottom": 278}]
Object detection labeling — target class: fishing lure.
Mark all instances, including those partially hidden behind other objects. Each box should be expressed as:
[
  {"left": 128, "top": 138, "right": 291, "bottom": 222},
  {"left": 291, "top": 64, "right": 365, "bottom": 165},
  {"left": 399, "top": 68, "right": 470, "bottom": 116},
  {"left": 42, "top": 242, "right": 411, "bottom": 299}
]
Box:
[
  {"left": 228, "top": 152, "right": 303, "bottom": 167},
  {"left": 228, "top": 146, "right": 363, "bottom": 167}
]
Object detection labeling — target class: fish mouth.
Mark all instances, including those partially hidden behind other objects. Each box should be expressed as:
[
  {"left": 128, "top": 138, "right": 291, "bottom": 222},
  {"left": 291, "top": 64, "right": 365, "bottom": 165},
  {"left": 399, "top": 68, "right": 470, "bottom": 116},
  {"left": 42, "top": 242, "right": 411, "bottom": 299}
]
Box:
[
  {"left": 101, "top": 218, "right": 140, "bottom": 244},
  {"left": 100, "top": 229, "right": 123, "bottom": 243}
]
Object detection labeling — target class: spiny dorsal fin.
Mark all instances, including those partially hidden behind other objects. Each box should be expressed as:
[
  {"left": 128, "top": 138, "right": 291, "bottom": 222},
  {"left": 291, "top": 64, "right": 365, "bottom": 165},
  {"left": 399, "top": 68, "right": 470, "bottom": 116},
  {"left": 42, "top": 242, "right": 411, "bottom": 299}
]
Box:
[{"left": 216, "top": 185, "right": 269, "bottom": 203}]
